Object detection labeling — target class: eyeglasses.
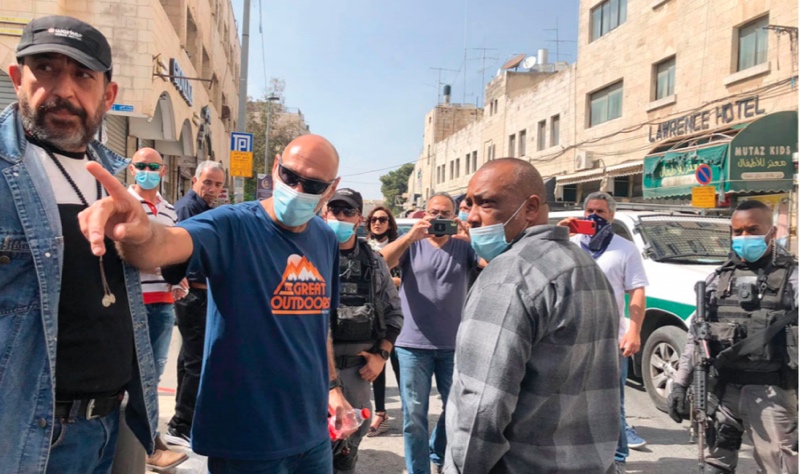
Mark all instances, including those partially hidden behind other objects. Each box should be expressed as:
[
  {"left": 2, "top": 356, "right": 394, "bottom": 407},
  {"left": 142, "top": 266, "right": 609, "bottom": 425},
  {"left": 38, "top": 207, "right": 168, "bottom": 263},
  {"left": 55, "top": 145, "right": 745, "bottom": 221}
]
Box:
[
  {"left": 133, "top": 162, "right": 162, "bottom": 171},
  {"left": 427, "top": 209, "right": 453, "bottom": 218},
  {"left": 278, "top": 159, "right": 334, "bottom": 195},
  {"left": 328, "top": 206, "right": 358, "bottom": 218},
  {"left": 370, "top": 216, "right": 389, "bottom": 224}
]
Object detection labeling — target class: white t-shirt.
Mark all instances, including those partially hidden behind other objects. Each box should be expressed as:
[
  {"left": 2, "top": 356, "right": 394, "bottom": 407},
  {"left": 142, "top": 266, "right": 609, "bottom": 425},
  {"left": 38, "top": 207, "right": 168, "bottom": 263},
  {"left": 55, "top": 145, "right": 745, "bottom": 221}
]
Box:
[{"left": 571, "top": 233, "right": 649, "bottom": 340}]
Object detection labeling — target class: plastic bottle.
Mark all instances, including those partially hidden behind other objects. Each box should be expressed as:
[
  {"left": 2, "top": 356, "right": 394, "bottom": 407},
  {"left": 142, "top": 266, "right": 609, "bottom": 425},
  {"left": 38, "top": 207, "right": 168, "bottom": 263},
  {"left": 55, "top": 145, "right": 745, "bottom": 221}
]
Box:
[{"left": 328, "top": 408, "right": 371, "bottom": 440}]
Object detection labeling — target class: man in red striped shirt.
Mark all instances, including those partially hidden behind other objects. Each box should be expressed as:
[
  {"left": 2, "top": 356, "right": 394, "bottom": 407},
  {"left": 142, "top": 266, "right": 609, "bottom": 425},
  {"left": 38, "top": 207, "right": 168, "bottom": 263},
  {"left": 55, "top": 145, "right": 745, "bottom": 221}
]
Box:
[{"left": 127, "top": 147, "right": 187, "bottom": 471}]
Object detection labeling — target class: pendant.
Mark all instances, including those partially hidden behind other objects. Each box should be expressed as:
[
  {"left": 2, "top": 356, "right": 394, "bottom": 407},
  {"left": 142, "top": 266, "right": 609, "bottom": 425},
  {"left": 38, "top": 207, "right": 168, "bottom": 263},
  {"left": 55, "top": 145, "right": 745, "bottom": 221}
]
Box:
[{"left": 102, "top": 293, "right": 116, "bottom": 307}]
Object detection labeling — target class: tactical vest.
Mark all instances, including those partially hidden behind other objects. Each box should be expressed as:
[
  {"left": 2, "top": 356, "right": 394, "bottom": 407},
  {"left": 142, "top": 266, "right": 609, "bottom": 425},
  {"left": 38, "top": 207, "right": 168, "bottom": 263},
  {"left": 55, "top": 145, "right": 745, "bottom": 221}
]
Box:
[
  {"left": 331, "top": 239, "right": 386, "bottom": 343},
  {"left": 707, "top": 254, "right": 797, "bottom": 381}
]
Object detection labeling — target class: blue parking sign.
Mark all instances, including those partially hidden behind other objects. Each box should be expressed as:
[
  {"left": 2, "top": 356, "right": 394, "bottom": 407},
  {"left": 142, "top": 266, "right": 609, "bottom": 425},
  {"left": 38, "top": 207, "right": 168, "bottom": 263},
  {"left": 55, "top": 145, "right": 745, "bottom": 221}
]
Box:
[{"left": 231, "top": 132, "right": 253, "bottom": 152}]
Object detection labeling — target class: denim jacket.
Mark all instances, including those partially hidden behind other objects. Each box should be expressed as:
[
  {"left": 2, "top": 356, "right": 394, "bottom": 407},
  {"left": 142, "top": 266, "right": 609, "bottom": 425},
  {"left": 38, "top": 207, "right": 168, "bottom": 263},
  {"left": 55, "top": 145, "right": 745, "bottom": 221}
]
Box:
[{"left": 0, "top": 104, "right": 157, "bottom": 472}]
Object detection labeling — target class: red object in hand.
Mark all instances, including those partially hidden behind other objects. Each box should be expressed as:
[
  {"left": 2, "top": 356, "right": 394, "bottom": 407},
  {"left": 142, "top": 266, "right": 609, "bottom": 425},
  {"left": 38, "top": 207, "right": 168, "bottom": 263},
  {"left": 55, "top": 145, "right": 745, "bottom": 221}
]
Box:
[
  {"left": 328, "top": 408, "right": 371, "bottom": 440},
  {"left": 568, "top": 220, "right": 597, "bottom": 236}
]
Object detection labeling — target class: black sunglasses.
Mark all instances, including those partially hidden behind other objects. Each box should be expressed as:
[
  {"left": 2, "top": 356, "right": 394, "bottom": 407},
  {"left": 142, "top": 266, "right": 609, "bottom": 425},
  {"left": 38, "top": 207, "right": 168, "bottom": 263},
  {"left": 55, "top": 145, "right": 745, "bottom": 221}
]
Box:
[
  {"left": 278, "top": 160, "right": 334, "bottom": 195},
  {"left": 133, "top": 162, "right": 162, "bottom": 171},
  {"left": 370, "top": 216, "right": 389, "bottom": 224},
  {"left": 328, "top": 206, "right": 358, "bottom": 218}
]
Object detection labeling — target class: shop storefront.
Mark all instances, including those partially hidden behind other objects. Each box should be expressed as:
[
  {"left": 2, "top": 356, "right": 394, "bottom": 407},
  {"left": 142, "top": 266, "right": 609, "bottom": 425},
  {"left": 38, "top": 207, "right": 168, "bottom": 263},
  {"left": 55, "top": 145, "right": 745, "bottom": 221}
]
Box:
[
  {"left": 644, "top": 111, "right": 797, "bottom": 251},
  {"left": 556, "top": 161, "right": 644, "bottom": 204},
  {"left": 643, "top": 111, "right": 796, "bottom": 202}
]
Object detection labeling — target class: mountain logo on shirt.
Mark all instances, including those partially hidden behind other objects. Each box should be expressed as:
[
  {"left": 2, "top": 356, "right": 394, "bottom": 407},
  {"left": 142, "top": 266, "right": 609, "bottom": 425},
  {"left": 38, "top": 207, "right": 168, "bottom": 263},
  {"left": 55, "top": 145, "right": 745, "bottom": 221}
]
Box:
[{"left": 271, "top": 254, "right": 330, "bottom": 315}]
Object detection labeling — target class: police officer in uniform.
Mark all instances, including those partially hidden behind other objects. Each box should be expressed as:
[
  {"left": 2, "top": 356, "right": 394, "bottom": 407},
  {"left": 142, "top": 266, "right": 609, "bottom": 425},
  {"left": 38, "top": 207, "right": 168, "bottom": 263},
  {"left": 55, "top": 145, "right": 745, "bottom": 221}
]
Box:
[
  {"left": 324, "top": 189, "right": 404, "bottom": 473},
  {"left": 668, "top": 200, "right": 798, "bottom": 474}
]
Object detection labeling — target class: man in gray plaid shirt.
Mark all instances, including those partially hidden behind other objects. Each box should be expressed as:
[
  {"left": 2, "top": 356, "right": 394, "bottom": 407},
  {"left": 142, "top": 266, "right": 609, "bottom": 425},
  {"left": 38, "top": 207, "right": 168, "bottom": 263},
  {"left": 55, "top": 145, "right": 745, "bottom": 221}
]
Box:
[{"left": 444, "top": 158, "right": 621, "bottom": 474}]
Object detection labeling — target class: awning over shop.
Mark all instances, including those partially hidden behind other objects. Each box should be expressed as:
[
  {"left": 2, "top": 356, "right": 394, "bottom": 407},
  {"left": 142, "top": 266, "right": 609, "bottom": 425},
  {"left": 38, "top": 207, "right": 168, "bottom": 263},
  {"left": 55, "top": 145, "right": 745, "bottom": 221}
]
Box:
[
  {"left": 644, "top": 145, "right": 728, "bottom": 198},
  {"left": 643, "top": 111, "right": 797, "bottom": 199},
  {"left": 727, "top": 111, "right": 796, "bottom": 194},
  {"left": 556, "top": 160, "right": 642, "bottom": 186}
]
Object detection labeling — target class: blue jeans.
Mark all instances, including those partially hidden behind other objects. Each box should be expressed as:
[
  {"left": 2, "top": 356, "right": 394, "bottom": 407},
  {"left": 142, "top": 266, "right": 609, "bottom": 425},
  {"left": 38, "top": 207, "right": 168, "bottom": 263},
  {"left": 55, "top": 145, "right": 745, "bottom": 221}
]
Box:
[
  {"left": 616, "top": 354, "right": 630, "bottom": 462},
  {"left": 207, "top": 439, "right": 332, "bottom": 474},
  {"left": 146, "top": 302, "right": 176, "bottom": 381},
  {"left": 396, "top": 347, "right": 455, "bottom": 474},
  {"left": 46, "top": 406, "right": 121, "bottom": 474}
]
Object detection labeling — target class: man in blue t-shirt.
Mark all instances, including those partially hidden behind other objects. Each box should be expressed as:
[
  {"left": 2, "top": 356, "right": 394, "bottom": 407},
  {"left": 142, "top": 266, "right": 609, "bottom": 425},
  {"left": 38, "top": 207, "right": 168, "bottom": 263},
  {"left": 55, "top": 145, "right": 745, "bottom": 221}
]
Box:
[
  {"left": 381, "top": 193, "right": 481, "bottom": 474},
  {"left": 78, "top": 134, "right": 356, "bottom": 473}
]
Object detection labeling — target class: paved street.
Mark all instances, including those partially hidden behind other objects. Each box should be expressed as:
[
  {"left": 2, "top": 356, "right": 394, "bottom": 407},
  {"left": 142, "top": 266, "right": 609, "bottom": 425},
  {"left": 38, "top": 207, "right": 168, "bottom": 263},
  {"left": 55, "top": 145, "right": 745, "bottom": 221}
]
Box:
[{"left": 152, "top": 331, "right": 757, "bottom": 474}]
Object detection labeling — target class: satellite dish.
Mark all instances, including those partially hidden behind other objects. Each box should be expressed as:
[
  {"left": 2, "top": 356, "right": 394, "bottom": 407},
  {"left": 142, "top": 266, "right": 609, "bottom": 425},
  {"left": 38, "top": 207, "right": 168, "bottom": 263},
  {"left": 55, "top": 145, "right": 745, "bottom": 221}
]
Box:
[
  {"left": 522, "top": 56, "right": 538, "bottom": 69},
  {"left": 496, "top": 68, "right": 502, "bottom": 77}
]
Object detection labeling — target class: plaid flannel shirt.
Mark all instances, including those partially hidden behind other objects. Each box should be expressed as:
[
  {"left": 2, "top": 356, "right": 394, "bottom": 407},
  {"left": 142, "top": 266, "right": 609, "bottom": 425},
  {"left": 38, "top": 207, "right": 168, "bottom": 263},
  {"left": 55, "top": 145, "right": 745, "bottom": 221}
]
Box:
[{"left": 445, "top": 225, "right": 620, "bottom": 474}]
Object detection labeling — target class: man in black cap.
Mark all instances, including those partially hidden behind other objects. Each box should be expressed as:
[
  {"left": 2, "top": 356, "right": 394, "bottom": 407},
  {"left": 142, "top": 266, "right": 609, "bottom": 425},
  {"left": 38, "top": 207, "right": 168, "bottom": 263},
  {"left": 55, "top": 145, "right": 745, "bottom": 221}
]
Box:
[
  {"left": 0, "top": 15, "right": 158, "bottom": 473},
  {"left": 324, "top": 188, "right": 404, "bottom": 473}
]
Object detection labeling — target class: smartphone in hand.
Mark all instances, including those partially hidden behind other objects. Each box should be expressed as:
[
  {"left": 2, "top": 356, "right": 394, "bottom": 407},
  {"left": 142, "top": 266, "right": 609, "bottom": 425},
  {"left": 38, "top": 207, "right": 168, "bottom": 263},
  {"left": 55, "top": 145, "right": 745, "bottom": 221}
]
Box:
[
  {"left": 427, "top": 219, "right": 458, "bottom": 236},
  {"left": 568, "top": 219, "right": 596, "bottom": 236}
]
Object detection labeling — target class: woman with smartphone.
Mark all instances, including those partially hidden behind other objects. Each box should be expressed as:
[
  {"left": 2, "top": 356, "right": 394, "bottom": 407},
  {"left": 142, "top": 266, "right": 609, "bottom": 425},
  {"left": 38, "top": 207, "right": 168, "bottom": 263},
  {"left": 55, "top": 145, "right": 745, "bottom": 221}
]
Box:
[{"left": 365, "top": 206, "right": 402, "bottom": 436}]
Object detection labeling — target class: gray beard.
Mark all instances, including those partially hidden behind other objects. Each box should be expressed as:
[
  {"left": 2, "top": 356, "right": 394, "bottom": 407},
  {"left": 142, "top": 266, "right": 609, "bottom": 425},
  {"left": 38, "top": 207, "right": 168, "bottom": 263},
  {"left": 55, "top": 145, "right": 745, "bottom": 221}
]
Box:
[{"left": 18, "top": 95, "right": 104, "bottom": 152}]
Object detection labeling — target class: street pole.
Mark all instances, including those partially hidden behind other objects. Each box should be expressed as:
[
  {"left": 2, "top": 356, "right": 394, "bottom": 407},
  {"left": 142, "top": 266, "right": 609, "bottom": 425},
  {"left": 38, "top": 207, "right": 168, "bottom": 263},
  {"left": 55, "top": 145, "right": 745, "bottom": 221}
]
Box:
[
  {"left": 235, "top": 0, "right": 251, "bottom": 202},
  {"left": 237, "top": 0, "right": 250, "bottom": 133},
  {"left": 264, "top": 100, "right": 271, "bottom": 174}
]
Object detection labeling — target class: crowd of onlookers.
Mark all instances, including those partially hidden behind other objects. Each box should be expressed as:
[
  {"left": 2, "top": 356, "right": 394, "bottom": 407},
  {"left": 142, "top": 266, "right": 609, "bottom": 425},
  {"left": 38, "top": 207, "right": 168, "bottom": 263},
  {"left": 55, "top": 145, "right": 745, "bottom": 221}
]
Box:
[{"left": 2, "top": 14, "right": 796, "bottom": 474}]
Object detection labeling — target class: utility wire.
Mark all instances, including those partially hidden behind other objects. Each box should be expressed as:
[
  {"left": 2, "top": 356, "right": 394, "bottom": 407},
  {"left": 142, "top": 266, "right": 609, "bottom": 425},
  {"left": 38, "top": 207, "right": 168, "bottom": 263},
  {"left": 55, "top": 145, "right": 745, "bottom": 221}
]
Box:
[{"left": 338, "top": 77, "right": 795, "bottom": 177}]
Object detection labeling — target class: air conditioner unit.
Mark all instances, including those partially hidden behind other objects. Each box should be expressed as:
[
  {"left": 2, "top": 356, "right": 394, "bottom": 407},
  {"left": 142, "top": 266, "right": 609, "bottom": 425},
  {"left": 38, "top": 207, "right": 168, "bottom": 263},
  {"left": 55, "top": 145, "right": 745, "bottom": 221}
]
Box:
[{"left": 574, "top": 151, "right": 595, "bottom": 171}]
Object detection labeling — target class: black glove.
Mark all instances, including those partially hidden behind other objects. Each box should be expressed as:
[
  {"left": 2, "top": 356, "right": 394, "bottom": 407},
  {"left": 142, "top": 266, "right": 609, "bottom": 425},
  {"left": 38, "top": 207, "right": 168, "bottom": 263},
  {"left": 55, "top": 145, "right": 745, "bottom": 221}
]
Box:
[{"left": 667, "top": 384, "right": 688, "bottom": 424}]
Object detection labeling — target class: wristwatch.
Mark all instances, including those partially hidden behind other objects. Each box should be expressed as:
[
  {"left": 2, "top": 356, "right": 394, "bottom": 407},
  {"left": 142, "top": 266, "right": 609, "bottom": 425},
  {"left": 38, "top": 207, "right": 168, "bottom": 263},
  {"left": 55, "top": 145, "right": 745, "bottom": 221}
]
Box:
[
  {"left": 378, "top": 349, "right": 390, "bottom": 361},
  {"left": 329, "top": 377, "right": 343, "bottom": 391}
]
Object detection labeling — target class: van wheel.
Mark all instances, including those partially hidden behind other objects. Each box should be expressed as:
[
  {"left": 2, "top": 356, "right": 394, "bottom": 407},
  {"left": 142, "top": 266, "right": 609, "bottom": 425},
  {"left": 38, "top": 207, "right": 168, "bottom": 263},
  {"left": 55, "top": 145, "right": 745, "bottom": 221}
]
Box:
[{"left": 642, "top": 326, "right": 687, "bottom": 412}]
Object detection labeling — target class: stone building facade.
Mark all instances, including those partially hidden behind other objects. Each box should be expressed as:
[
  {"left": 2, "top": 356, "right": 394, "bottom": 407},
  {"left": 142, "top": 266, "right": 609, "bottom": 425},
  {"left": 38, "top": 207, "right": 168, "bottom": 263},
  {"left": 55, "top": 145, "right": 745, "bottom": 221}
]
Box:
[
  {"left": 0, "top": 0, "right": 241, "bottom": 203},
  {"left": 406, "top": 0, "right": 798, "bottom": 211}
]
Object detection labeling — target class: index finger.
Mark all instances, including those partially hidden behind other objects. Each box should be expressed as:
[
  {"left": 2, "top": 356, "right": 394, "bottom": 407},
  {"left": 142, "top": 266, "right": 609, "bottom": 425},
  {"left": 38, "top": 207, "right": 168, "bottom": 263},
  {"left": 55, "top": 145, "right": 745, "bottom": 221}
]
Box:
[{"left": 86, "top": 161, "right": 129, "bottom": 199}]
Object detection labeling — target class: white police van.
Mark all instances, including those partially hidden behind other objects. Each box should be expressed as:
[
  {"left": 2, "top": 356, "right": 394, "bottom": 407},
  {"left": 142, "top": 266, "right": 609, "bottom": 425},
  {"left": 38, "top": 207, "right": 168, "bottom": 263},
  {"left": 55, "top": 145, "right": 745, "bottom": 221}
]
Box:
[{"left": 549, "top": 205, "right": 731, "bottom": 411}]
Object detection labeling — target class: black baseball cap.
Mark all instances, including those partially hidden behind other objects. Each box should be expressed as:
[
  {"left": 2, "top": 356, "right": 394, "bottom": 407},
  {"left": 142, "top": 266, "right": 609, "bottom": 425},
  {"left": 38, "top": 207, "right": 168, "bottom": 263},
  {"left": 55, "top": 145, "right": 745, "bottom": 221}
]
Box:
[
  {"left": 16, "top": 15, "right": 113, "bottom": 79},
  {"left": 329, "top": 188, "right": 363, "bottom": 214}
]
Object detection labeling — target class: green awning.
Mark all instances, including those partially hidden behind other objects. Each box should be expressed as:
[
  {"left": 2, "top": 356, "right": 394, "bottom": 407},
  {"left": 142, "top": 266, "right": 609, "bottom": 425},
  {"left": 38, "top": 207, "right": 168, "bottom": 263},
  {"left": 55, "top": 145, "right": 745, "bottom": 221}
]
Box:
[
  {"left": 643, "top": 144, "right": 728, "bottom": 199},
  {"left": 726, "top": 111, "right": 797, "bottom": 194},
  {"left": 644, "top": 111, "right": 798, "bottom": 199}
]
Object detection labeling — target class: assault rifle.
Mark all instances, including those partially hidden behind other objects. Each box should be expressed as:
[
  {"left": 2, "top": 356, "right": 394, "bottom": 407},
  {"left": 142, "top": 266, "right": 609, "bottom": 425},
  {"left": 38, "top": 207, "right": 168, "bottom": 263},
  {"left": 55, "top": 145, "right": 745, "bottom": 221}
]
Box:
[{"left": 692, "top": 280, "right": 712, "bottom": 472}]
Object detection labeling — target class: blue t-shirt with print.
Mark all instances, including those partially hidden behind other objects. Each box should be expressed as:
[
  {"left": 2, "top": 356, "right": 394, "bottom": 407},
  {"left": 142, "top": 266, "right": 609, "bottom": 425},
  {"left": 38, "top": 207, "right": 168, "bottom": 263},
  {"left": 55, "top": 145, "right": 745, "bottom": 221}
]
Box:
[{"left": 178, "top": 201, "right": 339, "bottom": 460}]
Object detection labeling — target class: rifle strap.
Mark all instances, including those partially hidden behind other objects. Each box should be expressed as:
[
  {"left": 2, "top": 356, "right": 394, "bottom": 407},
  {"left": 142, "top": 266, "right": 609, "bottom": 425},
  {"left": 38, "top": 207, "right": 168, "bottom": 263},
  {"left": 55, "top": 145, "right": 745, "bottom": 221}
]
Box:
[{"left": 714, "top": 311, "right": 796, "bottom": 366}]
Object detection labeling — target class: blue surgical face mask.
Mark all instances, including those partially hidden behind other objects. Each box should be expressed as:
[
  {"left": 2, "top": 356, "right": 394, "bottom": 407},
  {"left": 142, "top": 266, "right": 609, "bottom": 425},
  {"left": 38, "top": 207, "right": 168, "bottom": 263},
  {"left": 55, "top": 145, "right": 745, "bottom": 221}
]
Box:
[
  {"left": 272, "top": 179, "right": 324, "bottom": 227},
  {"left": 732, "top": 234, "right": 770, "bottom": 262},
  {"left": 469, "top": 200, "right": 527, "bottom": 261},
  {"left": 458, "top": 211, "right": 469, "bottom": 221},
  {"left": 135, "top": 170, "right": 161, "bottom": 190},
  {"left": 327, "top": 219, "right": 355, "bottom": 243}
]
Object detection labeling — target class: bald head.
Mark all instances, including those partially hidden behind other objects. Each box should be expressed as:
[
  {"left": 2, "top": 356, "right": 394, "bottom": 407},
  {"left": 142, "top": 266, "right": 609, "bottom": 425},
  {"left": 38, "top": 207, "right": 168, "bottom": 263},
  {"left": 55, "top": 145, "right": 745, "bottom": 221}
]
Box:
[
  {"left": 129, "top": 147, "right": 166, "bottom": 195},
  {"left": 478, "top": 158, "right": 546, "bottom": 203},
  {"left": 281, "top": 134, "right": 340, "bottom": 178},
  {"left": 466, "top": 158, "right": 548, "bottom": 241},
  {"left": 132, "top": 147, "right": 163, "bottom": 164},
  {"left": 272, "top": 133, "right": 341, "bottom": 201}
]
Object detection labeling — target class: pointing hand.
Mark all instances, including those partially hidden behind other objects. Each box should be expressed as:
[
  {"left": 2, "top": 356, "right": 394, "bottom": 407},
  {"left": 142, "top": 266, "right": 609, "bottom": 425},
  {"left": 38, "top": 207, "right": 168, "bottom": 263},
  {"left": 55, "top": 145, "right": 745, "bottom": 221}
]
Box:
[{"left": 78, "top": 162, "right": 152, "bottom": 256}]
